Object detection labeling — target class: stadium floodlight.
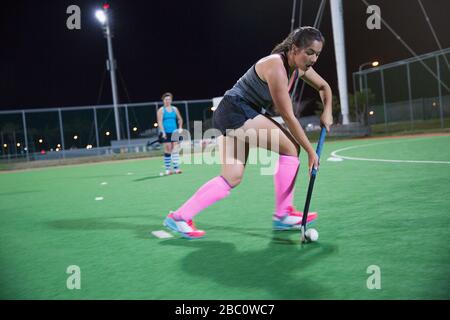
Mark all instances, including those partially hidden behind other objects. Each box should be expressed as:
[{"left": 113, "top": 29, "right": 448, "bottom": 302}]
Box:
[
  {"left": 95, "top": 10, "right": 107, "bottom": 24},
  {"left": 95, "top": 4, "right": 121, "bottom": 141}
]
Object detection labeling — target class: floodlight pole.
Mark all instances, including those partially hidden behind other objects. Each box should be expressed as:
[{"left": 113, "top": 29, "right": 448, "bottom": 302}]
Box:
[
  {"left": 330, "top": 0, "right": 350, "bottom": 125},
  {"left": 100, "top": 6, "right": 121, "bottom": 140},
  {"left": 358, "top": 62, "right": 375, "bottom": 92},
  {"left": 358, "top": 61, "right": 379, "bottom": 125}
]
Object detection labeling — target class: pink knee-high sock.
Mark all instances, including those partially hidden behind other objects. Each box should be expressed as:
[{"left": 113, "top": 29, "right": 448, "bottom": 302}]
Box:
[
  {"left": 274, "top": 155, "right": 300, "bottom": 218},
  {"left": 173, "top": 176, "right": 232, "bottom": 221}
]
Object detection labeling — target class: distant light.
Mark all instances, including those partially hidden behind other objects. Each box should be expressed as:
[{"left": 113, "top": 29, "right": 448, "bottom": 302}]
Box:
[
  {"left": 132, "top": 127, "right": 138, "bottom": 132},
  {"left": 16, "top": 143, "right": 21, "bottom": 147},
  {"left": 95, "top": 10, "right": 107, "bottom": 24},
  {"left": 432, "top": 101, "right": 437, "bottom": 107},
  {"left": 103, "top": 3, "right": 110, "bottom": 10},
  {"left": 86, "top": 144, "right": 93, "bottom": 149},
  {"left": 56, "top": 148, "right": 60, "bottom": 152},
  {"left": 38, "top": 138, "right": 43, "bottom": 143},
  {"left": 210, "top": 107, "right": 217, "bottom": 111},
  {"left": 106, "top": 131, "right": 111, "bottom": 136},
  {"left": 57, "top": 144, "right": 61, "bottom": 148},
  {"left": 40, "top": 150, "right": 46, "bottom": 155},
  {"left": 73, "top": 135, "right": 78, "bottom": 140},
  {"left": 24, "top": 147, "right": 28, "bottom": 151},
  {"left": 3, "top": 144, "right": 7, "bottom": 148},
  {"left": 369, "top": 111, "right": 374, "bottom": 116},
  {"left": 372, "top": 61, "right": 379, "bottom": 67},
  {"left": 153, "top": 123, "right": 158, "bottom": 127}
]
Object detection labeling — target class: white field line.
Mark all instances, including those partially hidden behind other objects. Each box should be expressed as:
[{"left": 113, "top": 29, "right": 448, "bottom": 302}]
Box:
[{"left": 331, "top": 140, "right": 450, "bottom": 164}]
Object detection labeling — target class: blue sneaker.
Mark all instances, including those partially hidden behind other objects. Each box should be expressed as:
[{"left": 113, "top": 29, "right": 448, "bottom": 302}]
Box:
[
  {"left": 273, "top": 206, "right": 318, "bottom": 230},
  {"left": 163, "top": 213, "right": 206, "bottom": 239}
]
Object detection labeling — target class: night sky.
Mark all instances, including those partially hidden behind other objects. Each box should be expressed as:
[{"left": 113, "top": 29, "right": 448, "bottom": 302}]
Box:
[{"left": 1, "top": 0, "right": 449, "bottom": 111}]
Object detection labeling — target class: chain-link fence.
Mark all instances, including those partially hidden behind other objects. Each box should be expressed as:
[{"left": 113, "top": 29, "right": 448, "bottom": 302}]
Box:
[
  {"left": 4, "top": 48, "right": 449, "bottom": 162},
  {"left": 353, "top": 48, "right": 450, "bottom": 133},
  {"left": 0, "top": 99, "right": 213, "bottom": 162}
]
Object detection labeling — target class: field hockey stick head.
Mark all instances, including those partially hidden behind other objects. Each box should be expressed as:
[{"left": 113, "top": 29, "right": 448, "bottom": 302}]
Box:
[{"left": 300, "top": 225, "right": 306, "bottom": 243}]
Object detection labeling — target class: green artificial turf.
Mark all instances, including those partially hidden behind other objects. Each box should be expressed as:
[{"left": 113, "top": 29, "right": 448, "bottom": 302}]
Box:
[{"left": 0, "top": 134, "right": 449, "bottom": 299}]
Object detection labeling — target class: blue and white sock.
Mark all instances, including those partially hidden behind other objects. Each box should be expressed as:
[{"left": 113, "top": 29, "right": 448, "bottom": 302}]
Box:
[
  {"left": 172, "top": 152, "right": 180, "bottom": 170},
  {"left": 164, "top": 153, "right": 171, "bottom": 171}
]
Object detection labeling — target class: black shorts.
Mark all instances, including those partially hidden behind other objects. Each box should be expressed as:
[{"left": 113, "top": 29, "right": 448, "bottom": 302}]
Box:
[
  {"left": 212, "top": 95, "right": 262, "bottom": 136},
  {"left": 159, "top": 132, "right": 182, "bottom": 143}
]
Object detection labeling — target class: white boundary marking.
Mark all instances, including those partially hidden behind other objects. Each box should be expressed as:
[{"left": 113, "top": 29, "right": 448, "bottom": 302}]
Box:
[
  {"left": 152, "top": 230, "right": 174, "bottom": 239},
  {"left": 331, "top": 139, "right": 450, "bottom": 164}
]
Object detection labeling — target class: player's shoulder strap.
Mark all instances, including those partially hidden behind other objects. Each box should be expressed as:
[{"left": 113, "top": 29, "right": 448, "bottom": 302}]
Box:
[
  {"left": 288, "top": 69, "right": 299, "bottom": 93},
  {"left": 278, "top": 52, "right": 290, "bottom": 78}
]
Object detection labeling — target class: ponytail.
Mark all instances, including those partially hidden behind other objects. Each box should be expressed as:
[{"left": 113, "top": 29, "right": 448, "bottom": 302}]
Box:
[{"left": 271, "top": 26, "right": 325, "bottom": 54}]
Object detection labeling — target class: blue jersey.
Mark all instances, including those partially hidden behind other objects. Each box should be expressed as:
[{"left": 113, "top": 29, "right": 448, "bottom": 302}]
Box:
[{"left": 162, "top": 106, "right": 178, "bottom": 133}]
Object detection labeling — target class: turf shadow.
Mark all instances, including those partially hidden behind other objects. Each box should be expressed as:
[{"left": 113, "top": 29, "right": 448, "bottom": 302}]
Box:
[
  {"left": 159, "top": 239, "right": 337, "bottom": 299},
  {"left": 133, "top": 175, "right": 167, "bottom": 182},
  {"left": 202, "top": 223, "right": 316, "bottom": 246},
  {"left": 46, "top": 216, "right": 337, "bottom": 298},
  {"left": 46, "top": 216, "right": 163, "bottom": 240}
]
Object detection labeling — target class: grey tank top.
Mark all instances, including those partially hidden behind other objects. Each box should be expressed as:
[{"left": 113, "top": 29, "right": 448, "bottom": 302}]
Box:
[{"left": 224, "top": 53, "right": 292, "bottom": 113}]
